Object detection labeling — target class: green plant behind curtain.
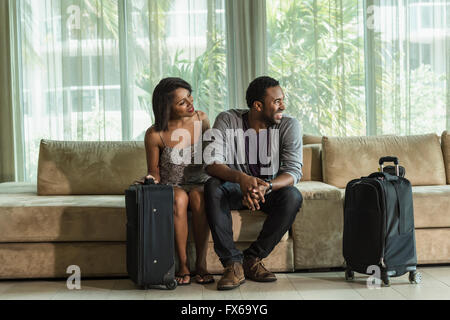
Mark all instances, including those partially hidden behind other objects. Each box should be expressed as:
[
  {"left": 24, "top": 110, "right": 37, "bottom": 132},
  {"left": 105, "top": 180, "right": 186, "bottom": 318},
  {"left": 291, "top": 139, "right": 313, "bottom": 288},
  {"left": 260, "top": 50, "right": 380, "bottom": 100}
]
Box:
[
  {"left": 367, "top": 0, "right": 450, "bottom": 135},
  {"left": 267, "top": 0, "right": 366, "bottom": 137},
  {"left": 130, "top": 0, "right": 228, "bottom": 140}
]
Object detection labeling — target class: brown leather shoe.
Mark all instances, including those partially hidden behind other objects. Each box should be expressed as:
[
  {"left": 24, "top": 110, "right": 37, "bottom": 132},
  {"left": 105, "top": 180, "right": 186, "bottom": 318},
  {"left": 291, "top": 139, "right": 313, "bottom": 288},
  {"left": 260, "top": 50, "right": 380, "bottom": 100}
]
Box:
[
  {"left": 243, "top": 255, "right": 277, "bottom": 282},
  {"left": 217, "top": 261, "right": 245, "bottom": 290}
]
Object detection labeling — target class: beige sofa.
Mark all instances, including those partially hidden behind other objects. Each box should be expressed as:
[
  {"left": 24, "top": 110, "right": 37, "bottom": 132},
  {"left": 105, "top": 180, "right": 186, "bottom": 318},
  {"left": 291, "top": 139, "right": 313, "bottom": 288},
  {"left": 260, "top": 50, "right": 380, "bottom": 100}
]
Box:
[
  {"left": 0, "top": 132, "right": 449, "bottom": 279},
  {"left": 293, "top": 131, "right": 450, "bottom": 270}
]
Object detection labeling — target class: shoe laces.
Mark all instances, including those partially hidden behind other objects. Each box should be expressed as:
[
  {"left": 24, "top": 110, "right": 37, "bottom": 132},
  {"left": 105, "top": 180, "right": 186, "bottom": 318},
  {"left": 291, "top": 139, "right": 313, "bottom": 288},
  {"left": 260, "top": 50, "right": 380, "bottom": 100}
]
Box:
[
  {"left": 225, "top": 262, "right": 241, "bottom": 274},
  {"left": 251, "top": 259, "right": 268, "bottom": 273}
]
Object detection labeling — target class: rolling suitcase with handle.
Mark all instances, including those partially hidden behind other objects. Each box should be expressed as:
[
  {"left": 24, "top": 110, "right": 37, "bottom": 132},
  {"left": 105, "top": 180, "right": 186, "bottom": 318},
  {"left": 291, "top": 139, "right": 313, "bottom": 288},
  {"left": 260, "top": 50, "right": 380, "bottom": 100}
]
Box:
[
  {"left": 125, "top": 178, "right": 177, "bottom": 290},
  {"left": 343, "top": 156, "right": 422, "bottom": 286}
]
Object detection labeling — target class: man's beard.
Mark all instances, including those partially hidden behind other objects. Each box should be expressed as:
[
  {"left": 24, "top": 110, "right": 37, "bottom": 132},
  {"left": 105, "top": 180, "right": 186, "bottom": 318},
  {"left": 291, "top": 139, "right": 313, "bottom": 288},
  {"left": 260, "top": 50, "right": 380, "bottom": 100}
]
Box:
[
  {"left": 261, "top": 104, "right": 279, "bottom": 126},
  {"left": 263, "top": 110, "right": 281, "bottom": 126}
]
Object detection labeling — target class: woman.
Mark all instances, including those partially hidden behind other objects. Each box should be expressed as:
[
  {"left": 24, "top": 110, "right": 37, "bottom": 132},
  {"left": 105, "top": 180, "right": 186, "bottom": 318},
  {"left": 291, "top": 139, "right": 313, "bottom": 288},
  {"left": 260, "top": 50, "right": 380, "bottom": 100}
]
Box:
[{"left": 138, "top": 77, "right": 213, "bottom": 285}]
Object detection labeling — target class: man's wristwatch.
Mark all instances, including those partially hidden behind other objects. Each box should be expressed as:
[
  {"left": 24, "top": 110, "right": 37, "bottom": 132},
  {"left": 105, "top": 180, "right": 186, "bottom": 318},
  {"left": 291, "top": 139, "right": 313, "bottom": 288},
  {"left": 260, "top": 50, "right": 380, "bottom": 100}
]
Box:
[{"left": 265, "top": 179, "right": 273, "bottom": 194}]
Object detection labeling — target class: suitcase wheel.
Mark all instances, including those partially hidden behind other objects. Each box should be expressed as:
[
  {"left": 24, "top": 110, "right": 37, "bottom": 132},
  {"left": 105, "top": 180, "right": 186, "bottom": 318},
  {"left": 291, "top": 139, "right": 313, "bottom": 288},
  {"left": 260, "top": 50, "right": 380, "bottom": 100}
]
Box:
[
  {"left": 166, "top": 279, "right": 177, "bottom": 290},
  {"left": 345, "top": 269, "right": 354, "bottom": 281},
  {"left": 409, "top": 271, "right": 422, "bottom": 284}
]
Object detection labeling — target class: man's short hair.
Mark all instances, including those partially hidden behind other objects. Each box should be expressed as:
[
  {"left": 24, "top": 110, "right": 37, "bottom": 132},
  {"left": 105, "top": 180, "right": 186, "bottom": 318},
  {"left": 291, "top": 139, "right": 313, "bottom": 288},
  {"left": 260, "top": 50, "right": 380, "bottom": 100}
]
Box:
[{"left": 245, "top": 76, "right": 280, "bottom": 108}]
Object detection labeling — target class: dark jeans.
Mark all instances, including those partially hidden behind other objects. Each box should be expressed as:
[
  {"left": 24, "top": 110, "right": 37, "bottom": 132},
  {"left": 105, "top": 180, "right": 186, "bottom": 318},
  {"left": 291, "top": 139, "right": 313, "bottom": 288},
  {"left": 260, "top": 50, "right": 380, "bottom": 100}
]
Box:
[{"left": 204, "top": 177, "right": 303, "bottom": 267}]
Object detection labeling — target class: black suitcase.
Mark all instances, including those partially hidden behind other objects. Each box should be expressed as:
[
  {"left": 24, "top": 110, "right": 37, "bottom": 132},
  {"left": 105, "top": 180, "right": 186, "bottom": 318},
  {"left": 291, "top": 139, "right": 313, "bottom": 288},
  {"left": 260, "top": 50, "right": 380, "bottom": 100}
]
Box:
[
  {"left": 343, "top": 156, "right": 422, "bottom": 286},
  {"left": 125, "top": 178, "right": 177, "bottom": 290}
]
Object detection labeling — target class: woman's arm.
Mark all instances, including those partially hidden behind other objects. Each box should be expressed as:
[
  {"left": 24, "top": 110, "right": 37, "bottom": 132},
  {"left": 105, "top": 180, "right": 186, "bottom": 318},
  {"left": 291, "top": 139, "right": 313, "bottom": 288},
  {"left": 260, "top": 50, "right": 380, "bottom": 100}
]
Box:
[
  {"left": 144, "top": 126, "right": 161, "bottom": 183},
  {"left": 198, "top": 110, "right": 211, "bottom": 133}
]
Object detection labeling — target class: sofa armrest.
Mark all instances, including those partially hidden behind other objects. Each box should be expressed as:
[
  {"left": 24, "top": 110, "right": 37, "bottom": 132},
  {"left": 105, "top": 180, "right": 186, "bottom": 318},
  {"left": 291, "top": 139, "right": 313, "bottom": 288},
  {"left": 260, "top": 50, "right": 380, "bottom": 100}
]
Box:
[
  {"left": 295, "top": 181, "right": 341, "bottom": 200},
  {"left": 292, "top": 181, "right": 344, "bottom": 269}
]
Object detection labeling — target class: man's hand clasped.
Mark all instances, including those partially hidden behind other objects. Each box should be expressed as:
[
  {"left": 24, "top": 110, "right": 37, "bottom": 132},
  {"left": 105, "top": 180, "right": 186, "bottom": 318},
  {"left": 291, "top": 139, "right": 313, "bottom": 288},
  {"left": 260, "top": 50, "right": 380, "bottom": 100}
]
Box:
[{"left": 238, "top": 173, "right": 269, "bottom": 211}]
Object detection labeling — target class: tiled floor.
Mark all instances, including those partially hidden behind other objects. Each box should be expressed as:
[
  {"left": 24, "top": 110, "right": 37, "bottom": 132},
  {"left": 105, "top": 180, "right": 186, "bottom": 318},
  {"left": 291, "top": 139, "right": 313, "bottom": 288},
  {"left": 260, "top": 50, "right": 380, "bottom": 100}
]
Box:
[{"left": 0, "top": 266, "right": 449, "bottom": 300}]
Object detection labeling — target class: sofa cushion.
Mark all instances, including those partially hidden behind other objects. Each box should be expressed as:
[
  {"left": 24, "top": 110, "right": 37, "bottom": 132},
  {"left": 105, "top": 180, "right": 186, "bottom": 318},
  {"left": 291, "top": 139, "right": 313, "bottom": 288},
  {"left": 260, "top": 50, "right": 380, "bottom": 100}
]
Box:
[
  {"left": 0, "top": 182, "right": 288, "bottom": 243},
  {"left": 37, "top": 140, "right": 147, "bottom": 195},
  {"left": 0, "top": 183, "right": 126, "bottom": 242},
  {"left": 442, "top": 131, "right": 450, "bottom": 184},
  {"left": 301, "top": 144, "right": 322, "bottom": 182},
  {"left": 303, "top": 134, "right": 322, "bottom": 145},
  {"left": 322, "top": 134, "right": 446, "bottom": 188}
]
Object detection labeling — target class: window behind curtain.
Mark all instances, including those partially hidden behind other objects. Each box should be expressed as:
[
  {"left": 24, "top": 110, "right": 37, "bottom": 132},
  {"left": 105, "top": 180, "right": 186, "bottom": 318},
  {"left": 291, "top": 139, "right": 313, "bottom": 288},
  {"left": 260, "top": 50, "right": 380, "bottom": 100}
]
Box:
[
  {"left": 126, "top": 0, "right": 227, "bottom": 140},
  {"left": 266, "top": 0, "right": 450, "bottom": 137},
  {"left": 17, "top": 0, "right": 122, "bottom": 183},
  {"left": 371, "top": 0, "right": 449, "bottom": 135},
  {"left": 266, "top": 0, "right": 366, "bottom": 137},
  {"left": 11, "top": 0, "right": 450, "bottom": 182},
  {"left": 15, "top": 0, "right": 227, "bottom": 182}
]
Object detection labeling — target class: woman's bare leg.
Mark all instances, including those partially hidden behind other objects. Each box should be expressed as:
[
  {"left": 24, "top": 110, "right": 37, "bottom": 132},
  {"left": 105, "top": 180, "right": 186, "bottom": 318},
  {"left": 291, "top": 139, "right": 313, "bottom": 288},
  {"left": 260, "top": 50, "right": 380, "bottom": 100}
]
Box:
[
  {"left": 173, "top": 187, "right": 190, "bottom": 284},
  {"left": 189, "top": 187, "right": 213, "bottom": 282}
]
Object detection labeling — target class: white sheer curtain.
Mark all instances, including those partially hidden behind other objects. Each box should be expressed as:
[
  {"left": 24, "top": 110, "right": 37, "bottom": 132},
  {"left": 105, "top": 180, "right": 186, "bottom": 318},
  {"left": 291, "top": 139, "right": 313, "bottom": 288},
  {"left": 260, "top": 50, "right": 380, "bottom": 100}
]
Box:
[
  {"left": 7, "top": 0, "right": 450, "bottom": 182},
  {"left": 366, "top": 0, "right": 450, "bottom": 135},
  {"left": 267, "top": 0, "right": 450, "bottom": 137},
  {"left": 124, "top": 0, "right": 228, "bottom": 139},
  {"left": 10, "top": 0, "right": 122, "bottom": 182},
  {"left": 266, "top": 0, "right": 366, "bottom": 137},
  {"left": 9, "top": 0, "right": 227, "bottom": 182}
]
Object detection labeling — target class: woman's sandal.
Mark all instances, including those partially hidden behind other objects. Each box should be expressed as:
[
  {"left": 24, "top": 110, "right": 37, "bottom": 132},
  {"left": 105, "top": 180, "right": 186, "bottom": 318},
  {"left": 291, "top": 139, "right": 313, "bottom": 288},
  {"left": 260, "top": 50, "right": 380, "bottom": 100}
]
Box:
[
  {"left": 194, "top": 273, "right": 215, "bottom": 284},
  {"left": 175, "top": 273, "right": 191, "bottom": 286}
]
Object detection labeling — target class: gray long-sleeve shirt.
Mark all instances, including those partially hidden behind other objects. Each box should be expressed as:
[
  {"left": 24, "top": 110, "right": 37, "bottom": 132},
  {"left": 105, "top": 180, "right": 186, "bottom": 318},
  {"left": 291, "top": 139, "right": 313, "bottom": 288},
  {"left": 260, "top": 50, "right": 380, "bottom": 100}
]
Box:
[{"left": 204, "top": 109, "right": 303, "bottom": 184}]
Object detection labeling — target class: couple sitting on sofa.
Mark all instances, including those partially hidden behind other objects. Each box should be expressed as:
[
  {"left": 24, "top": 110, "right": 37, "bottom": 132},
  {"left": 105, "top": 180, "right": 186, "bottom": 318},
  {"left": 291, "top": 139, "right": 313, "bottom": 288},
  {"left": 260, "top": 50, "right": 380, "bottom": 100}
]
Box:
[{"left": 137, "top": 76, "right": 303, "bottom": 291}]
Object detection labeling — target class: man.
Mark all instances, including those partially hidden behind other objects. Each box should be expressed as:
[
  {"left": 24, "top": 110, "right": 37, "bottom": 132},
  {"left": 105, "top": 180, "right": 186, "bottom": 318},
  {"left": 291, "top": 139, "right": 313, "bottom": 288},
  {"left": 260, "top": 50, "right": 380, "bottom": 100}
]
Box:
[{"left": 204, "top": 76, "right": 303, "bottom": 290}]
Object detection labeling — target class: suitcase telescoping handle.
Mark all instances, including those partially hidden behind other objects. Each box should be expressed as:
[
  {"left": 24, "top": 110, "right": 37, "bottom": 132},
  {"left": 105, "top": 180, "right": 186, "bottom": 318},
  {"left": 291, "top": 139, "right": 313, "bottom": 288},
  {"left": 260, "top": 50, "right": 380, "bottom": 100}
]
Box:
[
  {"left": 379, "top": 156, "right": 400, "bottom": 176},
  {"left": 379, "top": 156, "right": 399, "bottom": 166}
]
